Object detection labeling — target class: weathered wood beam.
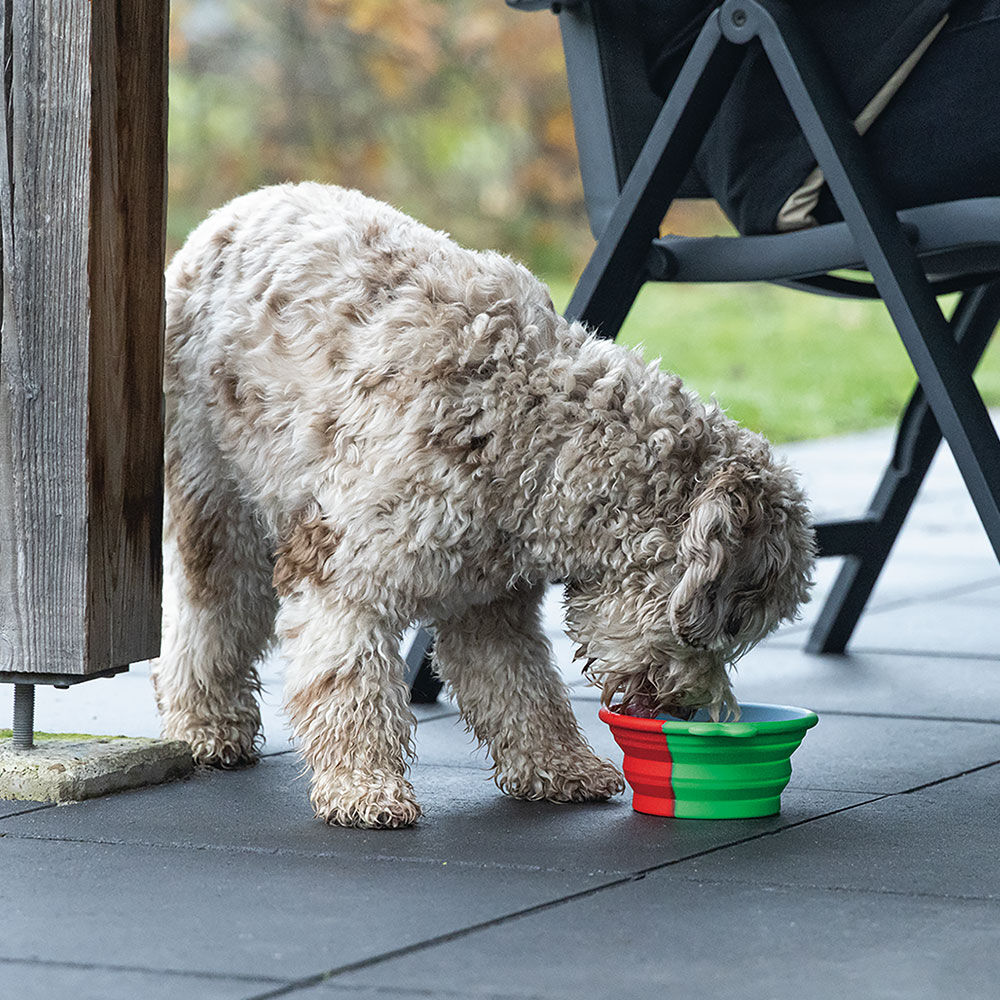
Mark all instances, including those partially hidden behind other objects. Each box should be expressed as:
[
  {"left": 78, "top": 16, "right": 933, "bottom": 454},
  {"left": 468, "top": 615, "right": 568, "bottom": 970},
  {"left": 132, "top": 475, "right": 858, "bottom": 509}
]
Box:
[{"left": 0, "top": 0, "right": 168, "bottom": 679}]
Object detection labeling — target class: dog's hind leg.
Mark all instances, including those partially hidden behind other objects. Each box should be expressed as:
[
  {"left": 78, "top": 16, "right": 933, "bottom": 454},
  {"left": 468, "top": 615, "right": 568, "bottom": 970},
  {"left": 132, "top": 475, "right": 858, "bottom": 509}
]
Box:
[
  {"left": 434, "top": 582, "right": 624, "bottom": 802},
  {"left": 153, "top": 449, "right": 277, "bottom": 768},
  {"left": 279, "top": 583, "right": 420, "bottom": 829}
]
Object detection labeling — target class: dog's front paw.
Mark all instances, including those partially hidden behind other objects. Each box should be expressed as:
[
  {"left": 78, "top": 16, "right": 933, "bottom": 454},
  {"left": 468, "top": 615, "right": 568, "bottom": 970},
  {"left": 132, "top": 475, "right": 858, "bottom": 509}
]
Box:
[
  {"left": 310, "top": 772, "right": 422, "bottom": 829},
  {"left": 496, "top": 750, "right": 625, "bottom": 803},
  {"left": 162, "top": 714, "right": 261, "bottom": 769}
]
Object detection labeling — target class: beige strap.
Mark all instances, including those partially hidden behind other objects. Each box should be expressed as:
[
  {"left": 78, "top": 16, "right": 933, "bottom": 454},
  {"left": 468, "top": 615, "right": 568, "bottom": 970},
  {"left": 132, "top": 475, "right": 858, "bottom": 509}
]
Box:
[{"left": 775, "top": 14, "right": 949, "bottom": 233}]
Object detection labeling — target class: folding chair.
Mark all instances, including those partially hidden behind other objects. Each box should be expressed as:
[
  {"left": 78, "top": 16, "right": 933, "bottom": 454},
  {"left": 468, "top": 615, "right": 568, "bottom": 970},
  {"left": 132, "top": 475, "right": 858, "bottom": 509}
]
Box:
[{"left": 500, "top": 0, "right": 1000, "bottom": 657}]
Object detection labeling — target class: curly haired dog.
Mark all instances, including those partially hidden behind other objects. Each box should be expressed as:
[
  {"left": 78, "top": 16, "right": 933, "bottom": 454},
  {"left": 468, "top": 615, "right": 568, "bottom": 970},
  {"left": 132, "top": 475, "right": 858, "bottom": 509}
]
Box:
[{"left": 153, "top": 182, "right": 814, "bottom": 828}]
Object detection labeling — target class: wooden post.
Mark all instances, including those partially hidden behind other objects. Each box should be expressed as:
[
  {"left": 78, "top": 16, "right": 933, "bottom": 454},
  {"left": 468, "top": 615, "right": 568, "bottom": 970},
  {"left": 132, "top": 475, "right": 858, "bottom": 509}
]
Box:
[{"left": 0, "top": 1, "right": 168, "bottom": 683}]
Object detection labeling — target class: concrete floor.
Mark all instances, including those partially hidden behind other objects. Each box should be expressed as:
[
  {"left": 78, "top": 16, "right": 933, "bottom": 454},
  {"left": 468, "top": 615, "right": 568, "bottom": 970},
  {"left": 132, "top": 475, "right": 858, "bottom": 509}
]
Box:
[{"left": 1, "top": 422, "right": 998, "bottom": 1000}]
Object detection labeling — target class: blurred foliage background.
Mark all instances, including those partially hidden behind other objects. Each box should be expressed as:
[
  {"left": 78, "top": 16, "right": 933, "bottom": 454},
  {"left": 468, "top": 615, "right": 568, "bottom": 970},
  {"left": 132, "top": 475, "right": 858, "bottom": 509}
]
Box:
[
  {"left": 168, "top": 0, "right": 999, "bottom": 443},
  {"left": 168, "top": 0, "right": 592, "bottom": 274}
]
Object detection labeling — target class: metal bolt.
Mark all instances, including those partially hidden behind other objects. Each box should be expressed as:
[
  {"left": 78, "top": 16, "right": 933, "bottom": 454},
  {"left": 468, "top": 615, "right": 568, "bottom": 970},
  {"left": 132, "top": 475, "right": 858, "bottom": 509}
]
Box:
[
  {"left": 731, "top": 9, "right": 748, "bottom": 27},
  {"left": 12, "top": 683, "right": 35, "bottom": 750}
]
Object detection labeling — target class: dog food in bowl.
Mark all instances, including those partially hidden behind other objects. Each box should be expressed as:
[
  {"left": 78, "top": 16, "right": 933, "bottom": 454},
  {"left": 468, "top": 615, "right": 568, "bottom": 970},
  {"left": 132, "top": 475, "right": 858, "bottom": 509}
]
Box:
[{"left": 600, "top": 702, "right": 818, "bottom": 819}]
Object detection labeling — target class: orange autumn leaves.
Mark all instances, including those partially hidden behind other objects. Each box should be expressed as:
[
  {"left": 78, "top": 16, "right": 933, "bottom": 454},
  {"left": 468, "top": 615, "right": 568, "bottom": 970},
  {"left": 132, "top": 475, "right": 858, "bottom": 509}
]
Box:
[{"left": 168, "top": 0, "right": 589, "bottom": 273}]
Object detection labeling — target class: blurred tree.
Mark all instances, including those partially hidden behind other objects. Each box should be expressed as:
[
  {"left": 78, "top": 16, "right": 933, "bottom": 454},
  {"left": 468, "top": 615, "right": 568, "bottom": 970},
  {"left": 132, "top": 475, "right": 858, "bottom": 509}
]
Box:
[{"left": 168, "top": 0, "right": 594, "bottom": 276}]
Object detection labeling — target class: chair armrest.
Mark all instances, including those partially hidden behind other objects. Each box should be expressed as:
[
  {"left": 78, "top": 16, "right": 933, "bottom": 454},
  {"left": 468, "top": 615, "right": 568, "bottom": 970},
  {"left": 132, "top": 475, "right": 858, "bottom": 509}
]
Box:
[{"left": 653, "top": 197, "right": 1000, "bottom": 287}]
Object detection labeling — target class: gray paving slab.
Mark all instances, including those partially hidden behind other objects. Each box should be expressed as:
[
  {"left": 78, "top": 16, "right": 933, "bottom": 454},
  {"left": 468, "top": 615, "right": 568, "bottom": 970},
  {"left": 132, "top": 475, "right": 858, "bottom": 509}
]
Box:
[
  {"left": 0, "top": 414, "right": 996, "bottom": 999},
  {"left": 0, "top": 960, "right": 282, "bottom": 1000},
  {"left": 772, "top": 421, "right": 1000, "bottom": 633},
  {"left": 316, "top": 873, "right": 1000, "bottom": 1000},
  {"left": 0, "top": 660, "right": 280, "bottom": 745},
  {"left": 774, "top": 551, "right": 999, "bottom": 633},
  {"left": 775, "top": 714, "right": 1000, "bottom": 792},
  {"left": 678, "top": 763, "right": 1000, "bottom": 899},
  {"left": 0, "top": 832, "right": 607, "bottom": 983},
  {"left": 0, "top": 751, "right": 868, "bottom": 878},
  {"left": 420, "top": 701, "right": 1000, "bottom": 796},
  {"left": 777, "top": 418, "right": 995, "bottom": 525},
  {"left": 843, "top": 585, "right": 1000, "bottom": 658},
  {"left": 959, "top": 585, "right": 1000, "bottom": 607}
]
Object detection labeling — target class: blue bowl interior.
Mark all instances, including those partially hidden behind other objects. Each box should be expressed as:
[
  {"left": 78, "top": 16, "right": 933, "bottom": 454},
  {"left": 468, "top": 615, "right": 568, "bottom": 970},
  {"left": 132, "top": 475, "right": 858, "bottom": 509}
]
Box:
[{"left": 658, "top": 703, "right": 814, "bottom": 724}]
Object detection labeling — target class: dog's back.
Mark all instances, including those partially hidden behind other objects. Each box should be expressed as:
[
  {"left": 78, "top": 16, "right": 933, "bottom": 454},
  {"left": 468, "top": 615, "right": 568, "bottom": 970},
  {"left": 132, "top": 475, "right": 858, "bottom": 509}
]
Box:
[{"left": 166, "top": 183, "right": 560, "bottom": 521}]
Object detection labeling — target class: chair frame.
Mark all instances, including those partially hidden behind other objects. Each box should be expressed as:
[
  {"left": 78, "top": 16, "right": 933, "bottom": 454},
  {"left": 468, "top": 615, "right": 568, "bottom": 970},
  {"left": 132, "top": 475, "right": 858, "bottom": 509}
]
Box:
[
  {"left": 509, "top": 0, "right": 1000, "bottom": 655},
  {"left": 405, "top": 0, "right": 1000, "bottom": 699}
]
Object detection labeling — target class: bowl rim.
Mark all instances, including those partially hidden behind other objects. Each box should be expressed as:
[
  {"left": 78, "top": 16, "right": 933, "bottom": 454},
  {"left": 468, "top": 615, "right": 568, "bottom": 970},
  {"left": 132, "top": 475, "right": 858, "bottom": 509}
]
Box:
[{"left": 599, "top": 702, "right": 819, "bottom": 738}]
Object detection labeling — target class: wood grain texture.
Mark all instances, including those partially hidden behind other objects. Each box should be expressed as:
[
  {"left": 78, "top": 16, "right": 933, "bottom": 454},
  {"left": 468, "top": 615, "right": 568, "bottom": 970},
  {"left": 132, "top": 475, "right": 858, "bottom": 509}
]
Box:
[
  {"left": 0, "top": 1, "right": 167, "bottom": 677},
  {"left": 87, "top": 0, "right": 167, "bottom": 670}
]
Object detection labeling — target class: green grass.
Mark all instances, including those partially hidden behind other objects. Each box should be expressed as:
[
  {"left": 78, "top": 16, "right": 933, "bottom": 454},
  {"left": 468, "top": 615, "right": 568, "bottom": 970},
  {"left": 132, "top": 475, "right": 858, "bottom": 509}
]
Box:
[{"left": 547, "top": 279, "right": 1000, "bottom": 444}]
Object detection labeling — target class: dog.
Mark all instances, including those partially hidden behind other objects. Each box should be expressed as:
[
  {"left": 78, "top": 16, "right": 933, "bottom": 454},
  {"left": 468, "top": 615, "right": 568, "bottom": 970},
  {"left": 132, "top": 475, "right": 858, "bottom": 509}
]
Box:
[{"left": 153, "top": 182, "right": 815, "bottom": 828}]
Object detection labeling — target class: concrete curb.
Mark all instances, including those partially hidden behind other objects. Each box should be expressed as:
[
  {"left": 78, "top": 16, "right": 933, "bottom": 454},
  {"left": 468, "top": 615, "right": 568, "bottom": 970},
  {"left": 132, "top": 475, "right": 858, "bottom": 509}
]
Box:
[{"left": 0, "top": 734, "right": 194, "bottom": 803}]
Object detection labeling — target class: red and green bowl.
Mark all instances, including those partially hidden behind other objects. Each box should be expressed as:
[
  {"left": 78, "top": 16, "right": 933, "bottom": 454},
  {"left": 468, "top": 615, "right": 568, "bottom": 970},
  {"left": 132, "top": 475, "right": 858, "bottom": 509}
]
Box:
[{"left": 600, "top": 703, "right": 818, "bottom": 819}]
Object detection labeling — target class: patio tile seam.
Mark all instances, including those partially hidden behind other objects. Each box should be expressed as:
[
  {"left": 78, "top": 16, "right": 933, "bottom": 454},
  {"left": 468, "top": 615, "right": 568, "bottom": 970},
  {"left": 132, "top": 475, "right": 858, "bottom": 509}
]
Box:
[
  {"left": 240, "top": 795, "right": 907, "bottom": 1000},
  {"left": 239, "top": 873, "right": 646, "bottom": 1000},
  {"left": 0, "top": 802, "right": 53, "bottom": 819},
  {"left": 893, "top": 756, "right": 1000, "bottom": 794},
  {"left": 763, "top": 638, "right": 1000, "bottom": 662},
  {"left": 412, "top": 760, "right": 494, "bottom": 773},
  {"left": 0, "top": 953, "right": 287, "bottom": 986},
  {"left": 258, "top": 981, "right": 548, "bottom": 1000},
  {"left": 412, "top": 708, "right": 463, "bottom": 722},
  {"left": 0, "top": 829, "right": 634, "bottom": 876},
  {"left": 789, "top": 708, "right": 1000, "bottom": 725},
  {"left": 651, "top": 758, "right": 1000, "bottom": 875},
  {"left": 653, "top": 761, "right": 1000, "bottom": 883},
  {"left": 627, "top": 795, "right": 893, "bottom": 880},
  {"left": 828, "top": 646, "right": 1000, "bottom": 663},
  {"left": 673, "top": 875, "right": 1000, "bottom": 904},
  {"left": 791, "top": 783, "right": 895, "bottom": 794},
  {"left": 258, "top": 749, "right": 498, "bottom": 774},
  {"left": 788, "top": 757, "right": 1000, "bottom": 797}
]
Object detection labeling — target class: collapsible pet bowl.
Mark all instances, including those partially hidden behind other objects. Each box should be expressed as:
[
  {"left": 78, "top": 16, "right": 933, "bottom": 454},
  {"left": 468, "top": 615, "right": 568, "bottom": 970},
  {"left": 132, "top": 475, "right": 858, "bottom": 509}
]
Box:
[{"left": 600, "top": 703, "right": 818, "bottom": 819}]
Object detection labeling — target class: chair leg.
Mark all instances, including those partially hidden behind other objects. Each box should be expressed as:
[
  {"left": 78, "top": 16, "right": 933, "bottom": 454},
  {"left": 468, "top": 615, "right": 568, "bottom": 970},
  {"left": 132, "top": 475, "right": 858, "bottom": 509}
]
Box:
[
  {"left": 565, "top": 10, "right": 745, "bottom": 335},
  {"left": 738, "top": 0, "right": 1000, "bottom": 563},
  {"left": 807, "top": 281, "right": 1000, "bottom": 653},
  {"left": 403, "top": 626, "right": 443, "bottom": 704}
]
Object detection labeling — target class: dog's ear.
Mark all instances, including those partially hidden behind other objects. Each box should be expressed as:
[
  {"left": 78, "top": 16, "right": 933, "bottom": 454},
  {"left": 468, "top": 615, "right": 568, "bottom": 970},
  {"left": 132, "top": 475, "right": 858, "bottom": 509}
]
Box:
[{"left": 667, "top": 462, "right": 757, "bottom": 649}]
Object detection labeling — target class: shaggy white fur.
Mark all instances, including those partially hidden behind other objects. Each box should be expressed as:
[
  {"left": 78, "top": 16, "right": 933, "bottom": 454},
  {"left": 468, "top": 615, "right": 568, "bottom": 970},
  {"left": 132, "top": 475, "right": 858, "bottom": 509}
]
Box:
[{"left": 153, "top": 182, "right": 815, "bottom": 829}]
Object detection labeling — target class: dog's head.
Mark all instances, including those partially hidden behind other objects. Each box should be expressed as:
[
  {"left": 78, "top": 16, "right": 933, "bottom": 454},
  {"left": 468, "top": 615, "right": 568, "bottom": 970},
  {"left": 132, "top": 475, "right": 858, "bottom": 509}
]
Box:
[
  {"left": 565, "top": 449, "right": 815, "bottom": 719},
  {"left": 666, "top": 455, "right": 814, "bottom": 655}
]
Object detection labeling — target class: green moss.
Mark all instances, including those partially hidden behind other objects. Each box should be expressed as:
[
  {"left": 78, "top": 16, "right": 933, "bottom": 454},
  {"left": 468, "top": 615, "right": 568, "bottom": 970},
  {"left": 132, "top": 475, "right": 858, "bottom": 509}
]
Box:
[{"left": 0, "top": 730, "right": 129, "bottom": 741}]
